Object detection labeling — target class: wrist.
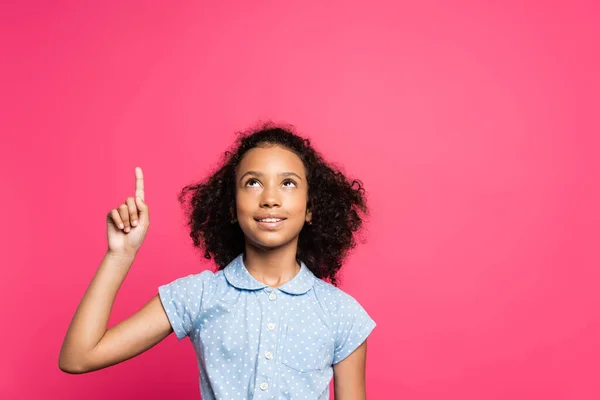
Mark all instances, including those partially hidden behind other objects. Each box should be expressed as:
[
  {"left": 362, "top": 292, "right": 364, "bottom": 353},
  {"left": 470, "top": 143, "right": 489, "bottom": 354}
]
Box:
[{"left": 106, "top": 249, "right": 137, "bottom": 261}]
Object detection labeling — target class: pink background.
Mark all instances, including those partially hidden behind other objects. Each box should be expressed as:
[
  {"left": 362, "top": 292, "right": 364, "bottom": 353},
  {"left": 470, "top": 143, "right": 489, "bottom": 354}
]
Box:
[{"left": 1, "top": 1, "right": 599, "bottom": 399}]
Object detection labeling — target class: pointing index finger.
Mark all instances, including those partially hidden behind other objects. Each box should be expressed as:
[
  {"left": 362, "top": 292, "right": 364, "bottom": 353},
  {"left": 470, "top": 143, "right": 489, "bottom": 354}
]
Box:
[{"left": 135, "top": 167, "right": 145, "bottom": 201}]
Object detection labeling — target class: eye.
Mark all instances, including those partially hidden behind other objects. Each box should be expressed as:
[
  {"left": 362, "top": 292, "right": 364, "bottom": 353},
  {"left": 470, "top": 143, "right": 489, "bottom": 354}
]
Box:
[
  {"left": 245, "top": 178, "right": 260, "bottom": 187},
  {"left": 283, "top": 179, "right": 297, "bottom": 188}
]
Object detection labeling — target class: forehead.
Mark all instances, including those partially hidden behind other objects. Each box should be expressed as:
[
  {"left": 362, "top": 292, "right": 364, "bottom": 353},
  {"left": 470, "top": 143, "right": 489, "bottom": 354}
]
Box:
[{"left": 237, "top": 145, "right": 306, "bottom": 176}]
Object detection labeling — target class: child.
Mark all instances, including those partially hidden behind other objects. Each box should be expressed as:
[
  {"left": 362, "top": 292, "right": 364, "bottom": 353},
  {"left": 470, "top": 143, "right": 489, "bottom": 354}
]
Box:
[{"left": 59, "top": 123, "right": 376, "bottom": 399}]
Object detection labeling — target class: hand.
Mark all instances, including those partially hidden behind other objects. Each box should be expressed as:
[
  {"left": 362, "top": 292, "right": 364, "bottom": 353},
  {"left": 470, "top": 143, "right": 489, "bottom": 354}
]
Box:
[{"left": 106, "top": 167, "right": 150, "bottom": 256}]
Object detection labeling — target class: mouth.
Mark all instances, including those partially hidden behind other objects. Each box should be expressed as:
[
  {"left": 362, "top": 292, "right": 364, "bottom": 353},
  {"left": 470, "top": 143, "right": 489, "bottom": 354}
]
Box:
[{"left": 254, "top": 217, "right": 287, "bottom": 230}]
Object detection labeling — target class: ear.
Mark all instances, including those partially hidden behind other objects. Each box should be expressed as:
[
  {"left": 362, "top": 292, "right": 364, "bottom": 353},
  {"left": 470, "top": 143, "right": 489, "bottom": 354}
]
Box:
[{"left": 305, "top": 209, "right": 312, "bottom": 224}]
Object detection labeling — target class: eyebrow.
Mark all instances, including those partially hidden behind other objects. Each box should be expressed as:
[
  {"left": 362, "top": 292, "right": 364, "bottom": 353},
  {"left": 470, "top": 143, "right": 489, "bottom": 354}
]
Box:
[{"left": 239, "top": 171, "right": 303, "bottom": 183}]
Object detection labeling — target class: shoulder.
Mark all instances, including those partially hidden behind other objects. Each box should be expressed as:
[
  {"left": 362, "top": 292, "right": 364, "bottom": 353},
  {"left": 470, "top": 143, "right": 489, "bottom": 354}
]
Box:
[
  {"left": 158, "top": 269, "right": 224, "bottom": 340},
  {"left": 311, "top": 278, "right": 368, "bottom": 316},
  {"left": 162, "top": 268, "right": 216, "bottom": 287},
  {"left": 158, "top": 268, "right": 226, "bottom": 301},
  {"left": 311, "top": 278, "right": 376, "bottom": 360}
]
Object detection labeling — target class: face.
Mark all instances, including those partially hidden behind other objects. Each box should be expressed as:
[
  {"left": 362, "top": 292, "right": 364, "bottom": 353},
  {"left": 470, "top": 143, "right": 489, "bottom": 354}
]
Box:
[{"left": 234, "top": 145, "right": 312, "bottom": 251}]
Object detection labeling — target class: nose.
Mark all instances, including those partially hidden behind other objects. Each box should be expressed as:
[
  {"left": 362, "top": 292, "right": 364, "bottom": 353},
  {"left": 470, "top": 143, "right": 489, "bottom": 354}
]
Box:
[{"left": 260, "top": 185, "right": 281, "bottom": 208}]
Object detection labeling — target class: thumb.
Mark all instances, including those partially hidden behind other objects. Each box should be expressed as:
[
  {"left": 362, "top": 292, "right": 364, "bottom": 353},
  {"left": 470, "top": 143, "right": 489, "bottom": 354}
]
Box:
[{"left": 135, "top": 196, "right": 149, "bottom": 222}]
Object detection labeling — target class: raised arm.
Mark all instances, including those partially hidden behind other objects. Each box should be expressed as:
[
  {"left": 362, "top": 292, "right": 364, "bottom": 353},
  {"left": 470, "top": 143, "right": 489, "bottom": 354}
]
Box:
[{"left": 58, "top": 167, "right": 173, "bottom": 374}]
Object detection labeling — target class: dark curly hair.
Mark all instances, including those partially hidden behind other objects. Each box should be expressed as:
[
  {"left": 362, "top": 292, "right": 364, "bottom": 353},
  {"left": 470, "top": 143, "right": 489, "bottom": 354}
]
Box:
[{"left": 177, "top": 122, "right": 368, "bottom": 285}]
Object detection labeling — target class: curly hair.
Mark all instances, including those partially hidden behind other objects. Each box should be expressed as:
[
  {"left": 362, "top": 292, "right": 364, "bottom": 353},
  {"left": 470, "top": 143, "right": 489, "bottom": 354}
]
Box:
[{"left": 177, "top": 122, "right": 368, "bottom": 285}]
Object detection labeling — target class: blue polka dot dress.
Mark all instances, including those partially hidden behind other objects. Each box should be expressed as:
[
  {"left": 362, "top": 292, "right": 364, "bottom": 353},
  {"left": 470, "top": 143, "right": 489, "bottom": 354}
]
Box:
[{"left": 158, "top": 253, "right": 376, "bottom": 399}]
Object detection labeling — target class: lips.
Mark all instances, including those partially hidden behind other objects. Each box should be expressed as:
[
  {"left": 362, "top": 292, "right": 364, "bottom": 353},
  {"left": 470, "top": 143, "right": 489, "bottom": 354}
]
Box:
[
  {"left": 254, "top": 216, "right": 287, "bottom": 230},
  {"left": 256, "top": 217, "right": 284, "bottom": 222},
  {"left": 254, "top": 215, "right": 287, "bottom": 222}
]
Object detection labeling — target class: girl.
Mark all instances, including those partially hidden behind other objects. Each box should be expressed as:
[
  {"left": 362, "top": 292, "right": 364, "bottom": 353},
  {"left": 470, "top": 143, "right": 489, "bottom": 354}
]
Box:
[{"left": 59, "top": 123, "right": 376, "bottom": 399}]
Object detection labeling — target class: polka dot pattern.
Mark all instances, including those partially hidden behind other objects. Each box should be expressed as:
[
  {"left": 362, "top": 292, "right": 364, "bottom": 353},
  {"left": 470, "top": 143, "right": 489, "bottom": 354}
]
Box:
[{"left": 158, "top": 253, "right": 376, "bottom": 399}]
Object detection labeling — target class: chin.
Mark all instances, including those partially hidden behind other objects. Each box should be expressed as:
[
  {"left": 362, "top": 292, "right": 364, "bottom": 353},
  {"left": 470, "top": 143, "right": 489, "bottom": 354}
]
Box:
[{"left": 244, "top": 232, "right": 298, "bottom": 251}]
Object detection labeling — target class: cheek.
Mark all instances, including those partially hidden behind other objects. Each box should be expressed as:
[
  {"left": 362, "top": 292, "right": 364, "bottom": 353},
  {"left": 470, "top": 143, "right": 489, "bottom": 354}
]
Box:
[
  {"left": 234, "top": 191, "right": 252, "bottom": 212},
  {"left": 292, "top": 190, "right": 309, "bottom": 210},
  {"left": 288, "top": 190, "right": 309, "bottom": 212}
]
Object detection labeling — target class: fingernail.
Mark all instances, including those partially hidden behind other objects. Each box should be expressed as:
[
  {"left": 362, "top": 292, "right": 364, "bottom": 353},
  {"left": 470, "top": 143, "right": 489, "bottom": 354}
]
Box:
[
  {"left": 124, "top": 227, "right": 130, "bottom": 233},
  {"left": 119, "top": 224, "right": 124, "bottom": 229},
  {"left": 132, "top": 220, "right": 138, "bottom": 227}
]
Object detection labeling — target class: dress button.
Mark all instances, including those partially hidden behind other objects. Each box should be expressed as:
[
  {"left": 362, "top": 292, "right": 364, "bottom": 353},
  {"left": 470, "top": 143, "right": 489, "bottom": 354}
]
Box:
[
  {"left": 268, "top": 292, "right": 277, "bottom": 301},
  {"left": 260, "top": 382, "right": 269, "bottom": 391},
  {"left": 265, "top": 351, "right": 274, "bottom": 360},
  {"left": 267, "top": 323, "right": 276, "bottom": 331}
]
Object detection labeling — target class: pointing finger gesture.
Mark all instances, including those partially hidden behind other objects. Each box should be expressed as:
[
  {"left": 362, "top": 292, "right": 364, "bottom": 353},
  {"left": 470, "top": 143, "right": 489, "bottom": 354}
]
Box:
[
  {"left": 135, "top": 166, "right": 145, "bottom": 201},
  {"left": 106, "top": 167, "right": 150, "bottom": 256}
]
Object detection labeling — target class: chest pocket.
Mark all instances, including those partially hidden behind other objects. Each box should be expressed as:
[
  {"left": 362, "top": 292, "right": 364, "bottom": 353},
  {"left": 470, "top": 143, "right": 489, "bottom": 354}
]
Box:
[{"left": 280, "top": 320, "right": 333, "bottom": 373}]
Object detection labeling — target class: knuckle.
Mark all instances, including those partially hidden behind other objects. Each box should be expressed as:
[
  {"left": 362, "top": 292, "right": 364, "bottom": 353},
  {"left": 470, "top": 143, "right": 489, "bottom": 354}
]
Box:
[{"left": 127, "top": 199, "right": 137, "bottom": 212}]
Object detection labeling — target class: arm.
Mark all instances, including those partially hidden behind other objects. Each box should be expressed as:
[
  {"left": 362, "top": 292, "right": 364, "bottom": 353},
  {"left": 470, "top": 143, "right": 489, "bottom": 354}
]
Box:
[
  {"left": 58, "top": 251, "right": 173, "bottom": 374},
  {"left": 333, "top": 340, "right": 368, "bottom": 400},
  {"left": 59, "top": 167, "right": 173, "bottom": 373}
]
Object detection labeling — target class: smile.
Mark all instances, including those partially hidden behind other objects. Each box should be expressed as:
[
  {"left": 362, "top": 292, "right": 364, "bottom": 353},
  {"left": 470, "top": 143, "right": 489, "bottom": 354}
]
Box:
[{"left": 254, "top": 218, "right": 286, "bottom": 230}]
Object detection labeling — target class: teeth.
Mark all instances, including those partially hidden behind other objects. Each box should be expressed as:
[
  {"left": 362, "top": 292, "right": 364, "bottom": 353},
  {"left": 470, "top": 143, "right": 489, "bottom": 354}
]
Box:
[{"left": 259, "top": 218, "right": 282, "bottom": 222}]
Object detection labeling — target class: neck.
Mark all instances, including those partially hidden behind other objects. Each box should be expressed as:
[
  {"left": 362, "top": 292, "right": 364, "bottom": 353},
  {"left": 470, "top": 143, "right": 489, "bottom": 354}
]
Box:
[{"left": 243, "top": 241, "right": 300, "bottom": 288}]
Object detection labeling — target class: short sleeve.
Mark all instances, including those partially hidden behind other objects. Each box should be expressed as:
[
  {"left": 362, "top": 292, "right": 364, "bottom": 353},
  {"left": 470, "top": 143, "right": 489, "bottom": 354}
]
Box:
[
  {"left": 158, "top": 270, "right": 214, "bottom": 341},
  {"left": 332, "top": 294, "right": 376, "bottom": 364}
]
